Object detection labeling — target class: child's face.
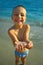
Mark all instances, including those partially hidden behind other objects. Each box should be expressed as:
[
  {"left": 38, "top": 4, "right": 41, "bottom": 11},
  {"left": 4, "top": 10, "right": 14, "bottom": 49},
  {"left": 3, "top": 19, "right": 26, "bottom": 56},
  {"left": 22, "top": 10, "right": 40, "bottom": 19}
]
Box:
[{"left": 12, "top": 7, "right": 26, "bottom": 24}]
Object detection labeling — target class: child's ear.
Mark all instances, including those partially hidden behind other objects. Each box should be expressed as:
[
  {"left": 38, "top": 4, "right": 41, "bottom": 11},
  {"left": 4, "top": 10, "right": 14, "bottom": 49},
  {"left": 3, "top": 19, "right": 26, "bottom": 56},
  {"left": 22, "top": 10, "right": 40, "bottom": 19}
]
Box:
[{"left": 11, "top": 12, "right": 13, "bottom": 20}]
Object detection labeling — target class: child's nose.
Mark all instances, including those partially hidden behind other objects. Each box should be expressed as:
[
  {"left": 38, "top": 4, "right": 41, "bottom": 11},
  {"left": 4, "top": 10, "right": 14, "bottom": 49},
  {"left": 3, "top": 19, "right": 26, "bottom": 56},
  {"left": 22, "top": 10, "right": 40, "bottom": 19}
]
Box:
[{"left": 18, "top": 14, "right": 21, "bottom": 18}]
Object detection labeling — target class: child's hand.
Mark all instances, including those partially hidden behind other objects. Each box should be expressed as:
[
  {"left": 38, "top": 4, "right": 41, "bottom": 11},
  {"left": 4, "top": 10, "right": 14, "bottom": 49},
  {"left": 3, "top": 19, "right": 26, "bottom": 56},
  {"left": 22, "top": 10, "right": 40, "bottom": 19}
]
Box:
[
  {"left": 26, "top": 41, "right": 33, "bottom": 49},
  {"left": 15, "top": 41, "right": 24, "bottom": 51},
  {"left": 18, "top": 44, "right": 24, "bottom": 51}
]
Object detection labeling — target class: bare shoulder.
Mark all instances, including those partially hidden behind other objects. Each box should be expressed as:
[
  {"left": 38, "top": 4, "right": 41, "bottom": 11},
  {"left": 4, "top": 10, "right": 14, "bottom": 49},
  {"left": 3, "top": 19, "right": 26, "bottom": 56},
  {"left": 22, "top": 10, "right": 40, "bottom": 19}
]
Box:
[
  {"left": 8, "top": 25, "right": 15, "bottom": 33},
  {"left": 24, "top": 24, "right": 30, "bottom": 30}
]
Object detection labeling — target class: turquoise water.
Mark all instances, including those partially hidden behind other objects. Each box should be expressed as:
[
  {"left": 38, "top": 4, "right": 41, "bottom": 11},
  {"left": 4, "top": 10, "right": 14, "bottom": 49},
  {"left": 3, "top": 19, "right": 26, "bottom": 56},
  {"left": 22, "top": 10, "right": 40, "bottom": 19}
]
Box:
[
  {"left": 0, "top": 0, "right": 43, "bottom": 22},
  {"left": 0, "top": 20, "right": 43, "bottom": 65}
]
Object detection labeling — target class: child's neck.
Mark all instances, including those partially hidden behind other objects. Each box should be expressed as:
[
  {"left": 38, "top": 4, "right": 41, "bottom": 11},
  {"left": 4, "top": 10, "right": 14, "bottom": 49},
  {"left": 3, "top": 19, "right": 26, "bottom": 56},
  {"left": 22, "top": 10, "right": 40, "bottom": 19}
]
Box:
[{"left": 14, "top": 23, "right": 23, "bottom": 29}]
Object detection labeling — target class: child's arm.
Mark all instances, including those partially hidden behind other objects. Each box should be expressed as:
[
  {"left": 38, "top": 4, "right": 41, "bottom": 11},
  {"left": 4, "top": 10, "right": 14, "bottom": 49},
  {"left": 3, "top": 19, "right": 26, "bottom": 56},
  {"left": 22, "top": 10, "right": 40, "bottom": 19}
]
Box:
[
  {"left": 23, "top": 24, "right": 33, "bottom": 49},
  {"left": 8, "top": 29, "right": 19, "bottom": 46},
  {"left": 23, "top": 24, "right": 30, "bottom": 42}
]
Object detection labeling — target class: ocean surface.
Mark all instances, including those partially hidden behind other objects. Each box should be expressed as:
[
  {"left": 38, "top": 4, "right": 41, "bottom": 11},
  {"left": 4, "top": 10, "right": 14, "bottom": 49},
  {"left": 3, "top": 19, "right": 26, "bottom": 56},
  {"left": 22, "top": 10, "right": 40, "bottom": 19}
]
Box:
[{"left": 0, "top": 0, "right": 43, "bottom": 65}]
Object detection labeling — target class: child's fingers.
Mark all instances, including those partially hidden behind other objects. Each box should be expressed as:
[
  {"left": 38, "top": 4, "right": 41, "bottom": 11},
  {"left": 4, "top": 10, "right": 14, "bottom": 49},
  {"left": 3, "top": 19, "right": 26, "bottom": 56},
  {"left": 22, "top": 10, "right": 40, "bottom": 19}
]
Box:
[
  {"left": 27, "top": 41, "right": 33, "bottom": 49},
  {"left": 29, "top": 41, "right": 33, "bottom": 47},
  {"left": 20, "top": 44, "right": 23, "bottom": 50}
]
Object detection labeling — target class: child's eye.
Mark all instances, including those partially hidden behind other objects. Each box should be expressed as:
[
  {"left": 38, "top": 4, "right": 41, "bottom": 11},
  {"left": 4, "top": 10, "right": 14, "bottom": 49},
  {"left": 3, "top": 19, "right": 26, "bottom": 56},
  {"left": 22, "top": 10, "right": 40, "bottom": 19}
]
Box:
[
  {"left": 14, "top": 14, "right": 18, "bottom": 16},
  {"left": 21, "top": 14, "right": 24, "bottom": 16}
]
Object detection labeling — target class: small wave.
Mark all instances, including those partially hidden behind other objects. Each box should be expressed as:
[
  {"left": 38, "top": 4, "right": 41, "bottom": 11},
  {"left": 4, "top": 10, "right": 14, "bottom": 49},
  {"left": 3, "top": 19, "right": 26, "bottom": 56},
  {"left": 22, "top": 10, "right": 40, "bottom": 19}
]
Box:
[{"left": 29, "top": 22, "right": 43, "bottom": 27}]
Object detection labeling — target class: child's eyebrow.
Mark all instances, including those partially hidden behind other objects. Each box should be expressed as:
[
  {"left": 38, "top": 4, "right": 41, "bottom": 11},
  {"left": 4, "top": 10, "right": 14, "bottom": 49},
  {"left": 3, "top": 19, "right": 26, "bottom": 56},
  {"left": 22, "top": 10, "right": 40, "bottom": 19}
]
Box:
[{"left": 14, "top": 12, "right": 25, "bottom": 14}]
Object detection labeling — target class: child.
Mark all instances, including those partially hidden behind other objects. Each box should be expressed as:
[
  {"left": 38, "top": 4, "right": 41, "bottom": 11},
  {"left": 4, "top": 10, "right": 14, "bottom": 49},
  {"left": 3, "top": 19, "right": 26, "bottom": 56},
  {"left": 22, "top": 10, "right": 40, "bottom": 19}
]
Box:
[{"left": 8, "top": 5, "right": 33, "bottom": 65}]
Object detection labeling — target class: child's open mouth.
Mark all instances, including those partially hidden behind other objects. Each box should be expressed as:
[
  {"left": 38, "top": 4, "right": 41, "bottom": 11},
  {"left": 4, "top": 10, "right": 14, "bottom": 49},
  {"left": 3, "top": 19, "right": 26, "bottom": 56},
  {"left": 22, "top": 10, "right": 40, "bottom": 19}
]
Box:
[{"left": 17, "top": 19, "right": 23, "bottom": 23}]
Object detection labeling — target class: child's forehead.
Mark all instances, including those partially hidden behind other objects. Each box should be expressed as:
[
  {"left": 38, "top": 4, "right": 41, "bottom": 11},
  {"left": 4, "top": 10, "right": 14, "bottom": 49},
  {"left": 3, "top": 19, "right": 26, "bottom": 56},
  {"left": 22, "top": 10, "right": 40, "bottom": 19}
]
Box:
[{"left": 13, "top": 7, "right": 26, "bottom": 14}]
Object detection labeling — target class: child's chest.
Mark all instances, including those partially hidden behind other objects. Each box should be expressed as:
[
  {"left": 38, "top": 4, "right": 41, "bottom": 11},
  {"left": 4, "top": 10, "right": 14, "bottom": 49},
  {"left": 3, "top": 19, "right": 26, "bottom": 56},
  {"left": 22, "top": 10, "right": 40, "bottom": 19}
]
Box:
[{"left": 14, "top": 27, "right": 25, "bottom": 40}]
